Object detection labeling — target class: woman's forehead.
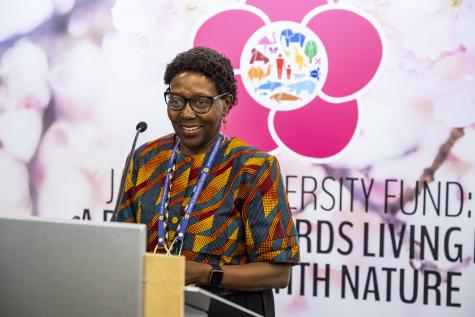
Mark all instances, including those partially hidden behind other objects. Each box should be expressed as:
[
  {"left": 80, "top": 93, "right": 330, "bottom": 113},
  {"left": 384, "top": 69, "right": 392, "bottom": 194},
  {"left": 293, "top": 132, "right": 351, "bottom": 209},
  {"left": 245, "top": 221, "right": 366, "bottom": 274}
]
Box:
[{"left": 170, "top": 71, "right": 217, "bottom": 94}]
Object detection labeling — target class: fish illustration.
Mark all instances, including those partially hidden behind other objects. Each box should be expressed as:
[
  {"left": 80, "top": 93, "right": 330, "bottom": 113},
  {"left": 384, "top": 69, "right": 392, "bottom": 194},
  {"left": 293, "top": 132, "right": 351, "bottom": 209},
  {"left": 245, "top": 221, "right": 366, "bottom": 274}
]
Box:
[
  {"left": 256, "top": 81, "right": 283, "bottom": 92},
  {"left": 270, "top": 92, "right": 301, "bottom": 102}
]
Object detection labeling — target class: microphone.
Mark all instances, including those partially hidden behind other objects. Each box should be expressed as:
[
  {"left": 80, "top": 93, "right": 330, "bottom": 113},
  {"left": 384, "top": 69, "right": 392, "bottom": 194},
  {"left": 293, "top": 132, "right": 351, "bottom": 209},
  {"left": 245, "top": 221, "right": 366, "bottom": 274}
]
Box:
[
  {"left": 110, "top": 121, "right": 147, "bottom": 221},
  {"left": 136, "top": 121, "right": 147, "bottom": 133}
]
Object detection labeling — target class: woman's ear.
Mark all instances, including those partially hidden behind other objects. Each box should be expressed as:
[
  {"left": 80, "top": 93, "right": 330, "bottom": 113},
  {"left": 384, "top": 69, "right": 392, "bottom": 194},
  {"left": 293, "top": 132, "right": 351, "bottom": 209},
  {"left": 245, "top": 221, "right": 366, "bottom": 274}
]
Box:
[{"left": 222, "top": 94, "right": 234, "bottom": 116}]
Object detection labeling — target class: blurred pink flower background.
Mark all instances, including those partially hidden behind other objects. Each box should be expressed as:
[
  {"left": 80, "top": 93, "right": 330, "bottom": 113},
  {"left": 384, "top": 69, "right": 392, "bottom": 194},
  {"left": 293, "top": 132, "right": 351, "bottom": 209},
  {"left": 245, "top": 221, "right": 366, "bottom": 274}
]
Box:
[{"left": 0, "top": 1, "right": 474, "bottom": 315}]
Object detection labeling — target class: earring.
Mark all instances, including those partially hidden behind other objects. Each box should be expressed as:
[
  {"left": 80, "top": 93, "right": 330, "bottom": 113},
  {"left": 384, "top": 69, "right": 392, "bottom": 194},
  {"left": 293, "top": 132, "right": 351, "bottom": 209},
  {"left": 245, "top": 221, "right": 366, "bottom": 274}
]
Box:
[{"left": 222, "top": 117, "right": 227, "bottom": 131}]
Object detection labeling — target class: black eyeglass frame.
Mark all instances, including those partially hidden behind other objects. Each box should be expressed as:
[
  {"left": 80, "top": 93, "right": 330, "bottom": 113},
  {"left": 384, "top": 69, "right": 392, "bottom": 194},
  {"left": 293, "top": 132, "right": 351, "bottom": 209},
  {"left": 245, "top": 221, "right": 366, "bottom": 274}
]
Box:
[{"left": 164, "top": 89, "right": 230, "bottom": 114}]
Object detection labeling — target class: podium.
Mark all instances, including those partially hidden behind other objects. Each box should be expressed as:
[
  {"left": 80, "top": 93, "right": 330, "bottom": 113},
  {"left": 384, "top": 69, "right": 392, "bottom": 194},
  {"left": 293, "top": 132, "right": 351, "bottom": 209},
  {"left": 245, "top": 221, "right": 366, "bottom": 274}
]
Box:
[
  {"left": 145, "top": 254, "right": 263, "bottom": 317},
  {"left": 0, "top": 216, "right": 262, "bottom": 317}
]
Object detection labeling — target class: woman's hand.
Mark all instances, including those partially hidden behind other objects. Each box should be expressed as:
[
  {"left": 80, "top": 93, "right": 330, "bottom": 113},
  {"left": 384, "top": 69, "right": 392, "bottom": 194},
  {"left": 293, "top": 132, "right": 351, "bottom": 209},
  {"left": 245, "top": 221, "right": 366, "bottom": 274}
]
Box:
[{"left": 185, "top": 260, "right": 212, "bottom": 285}]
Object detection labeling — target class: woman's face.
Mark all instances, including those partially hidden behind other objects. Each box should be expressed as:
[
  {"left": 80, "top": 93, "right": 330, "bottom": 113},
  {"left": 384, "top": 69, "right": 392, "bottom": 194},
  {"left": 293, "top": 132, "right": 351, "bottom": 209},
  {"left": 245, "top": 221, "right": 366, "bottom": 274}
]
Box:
[{"left": 167, "top": 71, "right": 231, "bottom": 155}]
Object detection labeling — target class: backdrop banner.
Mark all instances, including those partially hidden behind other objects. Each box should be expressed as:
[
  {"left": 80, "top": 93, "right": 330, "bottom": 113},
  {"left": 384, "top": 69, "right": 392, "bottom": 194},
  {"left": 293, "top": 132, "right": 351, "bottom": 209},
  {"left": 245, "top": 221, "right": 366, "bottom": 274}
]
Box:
[{"left": 0, "top": 1, "right": 474, "bottom": 316}]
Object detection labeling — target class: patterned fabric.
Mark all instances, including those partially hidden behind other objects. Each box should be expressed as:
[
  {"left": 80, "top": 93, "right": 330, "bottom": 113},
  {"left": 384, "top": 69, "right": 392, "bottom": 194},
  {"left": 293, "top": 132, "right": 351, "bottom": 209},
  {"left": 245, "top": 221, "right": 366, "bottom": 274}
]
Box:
[{"left": 116, "top": 134, "right": 300, "bottom": 267}]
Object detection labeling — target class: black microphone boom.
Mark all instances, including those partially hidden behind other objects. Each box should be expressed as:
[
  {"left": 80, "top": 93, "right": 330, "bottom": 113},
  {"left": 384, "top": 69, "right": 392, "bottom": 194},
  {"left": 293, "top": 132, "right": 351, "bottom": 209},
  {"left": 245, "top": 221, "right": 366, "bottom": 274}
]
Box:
[{"left": 110, "top": 121, "right": 147, "bottom": 221}]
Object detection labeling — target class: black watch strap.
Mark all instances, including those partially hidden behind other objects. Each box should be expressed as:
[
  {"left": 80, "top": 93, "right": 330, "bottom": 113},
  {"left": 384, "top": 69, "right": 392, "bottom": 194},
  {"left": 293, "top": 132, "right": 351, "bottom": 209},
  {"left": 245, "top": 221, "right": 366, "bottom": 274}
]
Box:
[{"left": 208, "top": 264, "right": 224, "bottom": 286}]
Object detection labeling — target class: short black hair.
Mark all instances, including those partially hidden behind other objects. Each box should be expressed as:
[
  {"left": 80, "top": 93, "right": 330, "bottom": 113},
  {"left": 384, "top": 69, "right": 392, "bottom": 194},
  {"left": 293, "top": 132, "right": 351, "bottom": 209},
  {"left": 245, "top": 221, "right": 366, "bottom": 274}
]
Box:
[{"left": 164, "top": 47, "right": 237, "bottom": 109}]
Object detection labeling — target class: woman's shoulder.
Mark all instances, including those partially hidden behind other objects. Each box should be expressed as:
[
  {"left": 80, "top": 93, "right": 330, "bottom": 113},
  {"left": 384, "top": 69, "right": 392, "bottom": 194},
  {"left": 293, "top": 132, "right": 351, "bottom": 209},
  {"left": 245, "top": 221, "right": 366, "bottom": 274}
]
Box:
[
  {"left": 133, "top": 133, "right": 175, "bottom": 162},
  {"left": 226, "top": 137, "right": 276, "bottom": 166}
]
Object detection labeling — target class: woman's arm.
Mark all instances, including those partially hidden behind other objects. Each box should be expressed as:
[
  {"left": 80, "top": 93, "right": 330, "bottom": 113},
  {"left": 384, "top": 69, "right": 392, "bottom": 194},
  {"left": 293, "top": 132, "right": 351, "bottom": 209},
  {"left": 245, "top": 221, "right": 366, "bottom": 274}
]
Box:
[
  {"left": 185, "top": 261, "right": 291, "bottom": 291},
  {"left": 184, "top": 155, "right": 298, "bottom": 291}
]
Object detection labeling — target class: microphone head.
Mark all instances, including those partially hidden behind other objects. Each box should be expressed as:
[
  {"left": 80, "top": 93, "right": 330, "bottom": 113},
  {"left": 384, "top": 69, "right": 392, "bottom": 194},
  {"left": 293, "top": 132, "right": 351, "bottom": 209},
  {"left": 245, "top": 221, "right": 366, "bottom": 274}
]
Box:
[{"left": 136, "top": 121, "right": 148, "bottom": 132}]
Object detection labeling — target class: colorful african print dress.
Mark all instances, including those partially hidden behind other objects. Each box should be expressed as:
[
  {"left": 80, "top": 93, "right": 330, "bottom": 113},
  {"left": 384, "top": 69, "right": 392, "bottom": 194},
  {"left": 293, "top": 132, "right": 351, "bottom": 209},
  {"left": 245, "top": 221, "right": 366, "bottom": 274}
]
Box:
[{"left": 116, "top": 134, "right": 300, "bottom": 315}]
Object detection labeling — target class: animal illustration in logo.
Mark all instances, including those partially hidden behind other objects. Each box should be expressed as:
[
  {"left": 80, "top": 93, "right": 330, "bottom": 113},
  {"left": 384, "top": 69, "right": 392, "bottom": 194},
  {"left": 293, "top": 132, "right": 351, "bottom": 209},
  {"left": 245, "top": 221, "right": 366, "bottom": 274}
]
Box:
[
  {"left": 270, "top": 92, "right": 300, "bottom": 102},
  {"left": 310, "top": 68, "right": 320, "bottom": 80},
  {"left": 249, "top": 48, "right": 269, "bottom": 64},
  {"left": 280, "top": 29, "right": 306, "bottom": 47},
  {"left": 293, "top": 47, "right": 306, "bottom": 70},
  {"left": 268, "top": 46, "right": 278, "bottom": 54},
  {"left": 248, "top": 64, "right": 272, "bottom": 82},
  {"left": 258, "top": 32, "right": 277, "bottom": 52},
  {"left": 257, "top": 81, "right": 283, "bottom": 92},
  {"left": 288, "top": 80, "right": 316, "bottom": 95}
]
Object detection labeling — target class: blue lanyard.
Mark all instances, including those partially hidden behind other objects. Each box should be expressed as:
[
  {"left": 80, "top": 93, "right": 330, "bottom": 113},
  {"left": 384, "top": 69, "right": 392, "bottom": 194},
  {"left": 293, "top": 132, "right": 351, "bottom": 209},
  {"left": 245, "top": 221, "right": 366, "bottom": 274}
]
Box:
[{"left": 157, "top": 134, "right": 223, "bottom": 253}]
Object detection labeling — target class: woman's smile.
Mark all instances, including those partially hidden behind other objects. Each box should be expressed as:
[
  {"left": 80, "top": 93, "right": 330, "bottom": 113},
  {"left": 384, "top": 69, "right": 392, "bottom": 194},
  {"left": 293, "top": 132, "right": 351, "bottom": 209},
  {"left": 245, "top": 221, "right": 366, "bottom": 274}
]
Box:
[{"left": 181, "top": 124, "right": 201, "bottom": 136}]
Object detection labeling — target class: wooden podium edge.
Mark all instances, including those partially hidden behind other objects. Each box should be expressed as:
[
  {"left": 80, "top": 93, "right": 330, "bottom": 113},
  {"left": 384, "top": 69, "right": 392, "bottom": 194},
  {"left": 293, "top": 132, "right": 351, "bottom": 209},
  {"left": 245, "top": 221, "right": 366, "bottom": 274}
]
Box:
[{"left": 144, "top": 253, "right": 185, "bottom": 317}]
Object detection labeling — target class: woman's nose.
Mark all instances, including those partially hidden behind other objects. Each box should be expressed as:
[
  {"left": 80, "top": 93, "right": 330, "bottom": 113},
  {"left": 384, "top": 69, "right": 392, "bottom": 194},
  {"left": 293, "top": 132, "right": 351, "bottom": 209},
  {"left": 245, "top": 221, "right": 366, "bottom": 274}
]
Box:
[{"left": 181, "top": 102, "right": 197, "bottom": 118}]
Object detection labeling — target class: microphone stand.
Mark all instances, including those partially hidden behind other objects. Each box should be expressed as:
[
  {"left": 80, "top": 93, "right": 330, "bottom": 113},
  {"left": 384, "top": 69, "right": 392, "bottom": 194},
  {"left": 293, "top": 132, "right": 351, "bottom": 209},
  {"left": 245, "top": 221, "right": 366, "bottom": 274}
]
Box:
[{"left": 110, "top": 122, "right": 147, "bottom": 222}]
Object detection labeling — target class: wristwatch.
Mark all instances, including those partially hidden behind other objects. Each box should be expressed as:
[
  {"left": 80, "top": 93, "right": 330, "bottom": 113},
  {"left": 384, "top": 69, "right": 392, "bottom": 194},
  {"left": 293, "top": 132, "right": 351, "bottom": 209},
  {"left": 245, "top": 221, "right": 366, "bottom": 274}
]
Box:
[{"left": 208, "top": 264, "right": 224, "bottom": 286}]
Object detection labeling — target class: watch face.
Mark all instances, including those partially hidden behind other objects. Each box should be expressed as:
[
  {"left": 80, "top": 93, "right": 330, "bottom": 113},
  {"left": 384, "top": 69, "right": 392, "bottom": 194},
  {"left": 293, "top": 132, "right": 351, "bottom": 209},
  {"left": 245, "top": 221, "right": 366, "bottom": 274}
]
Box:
[{"left": 209, "top": 268, "right": 224, "bottom": 286}]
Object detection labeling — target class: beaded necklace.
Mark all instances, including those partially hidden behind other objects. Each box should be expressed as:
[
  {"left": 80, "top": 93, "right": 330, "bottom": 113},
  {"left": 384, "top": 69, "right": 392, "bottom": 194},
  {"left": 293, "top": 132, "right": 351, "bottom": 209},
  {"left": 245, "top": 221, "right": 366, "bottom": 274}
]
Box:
[{"left": 154, "top": 134, "right": 224, "bottom": 255}]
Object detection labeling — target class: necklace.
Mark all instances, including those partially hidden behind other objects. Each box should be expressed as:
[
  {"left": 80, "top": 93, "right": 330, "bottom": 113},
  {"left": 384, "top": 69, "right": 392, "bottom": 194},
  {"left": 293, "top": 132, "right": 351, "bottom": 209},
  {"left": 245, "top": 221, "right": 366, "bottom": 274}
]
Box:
[{"left": 155, "top": 134, "right": 224, "bottom": 255}]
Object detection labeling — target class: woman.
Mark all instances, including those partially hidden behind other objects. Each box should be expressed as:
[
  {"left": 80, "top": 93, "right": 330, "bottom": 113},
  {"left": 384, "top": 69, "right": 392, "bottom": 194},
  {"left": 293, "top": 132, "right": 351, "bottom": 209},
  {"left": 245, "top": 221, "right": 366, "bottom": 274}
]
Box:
[{"left": 116, "top": 47, "right": 300, "bottom": 316}]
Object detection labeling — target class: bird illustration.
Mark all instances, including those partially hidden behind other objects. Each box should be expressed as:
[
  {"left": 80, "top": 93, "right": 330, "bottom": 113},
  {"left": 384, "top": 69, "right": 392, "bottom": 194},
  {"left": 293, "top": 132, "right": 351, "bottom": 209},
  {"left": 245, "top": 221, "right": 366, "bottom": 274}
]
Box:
[
  {"left": 258, "top": 32, "right": 277, "bottom": 52},
  {"left": 293, "top": 47, "right": 306, "bottom": 70}
]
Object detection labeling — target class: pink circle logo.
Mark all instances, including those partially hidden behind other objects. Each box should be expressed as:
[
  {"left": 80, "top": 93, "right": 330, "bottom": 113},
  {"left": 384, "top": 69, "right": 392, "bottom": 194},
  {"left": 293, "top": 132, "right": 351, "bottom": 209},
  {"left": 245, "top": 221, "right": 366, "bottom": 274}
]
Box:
[{"left": 193, "top": 1, "right": 384, "bottom": 162}]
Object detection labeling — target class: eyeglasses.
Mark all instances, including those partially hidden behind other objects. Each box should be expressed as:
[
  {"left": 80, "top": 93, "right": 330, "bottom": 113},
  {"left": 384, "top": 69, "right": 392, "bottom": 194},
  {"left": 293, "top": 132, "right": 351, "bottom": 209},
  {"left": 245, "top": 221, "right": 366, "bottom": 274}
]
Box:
[{"left": 164, "top": 90, "right": 229, "bottom": 114}]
